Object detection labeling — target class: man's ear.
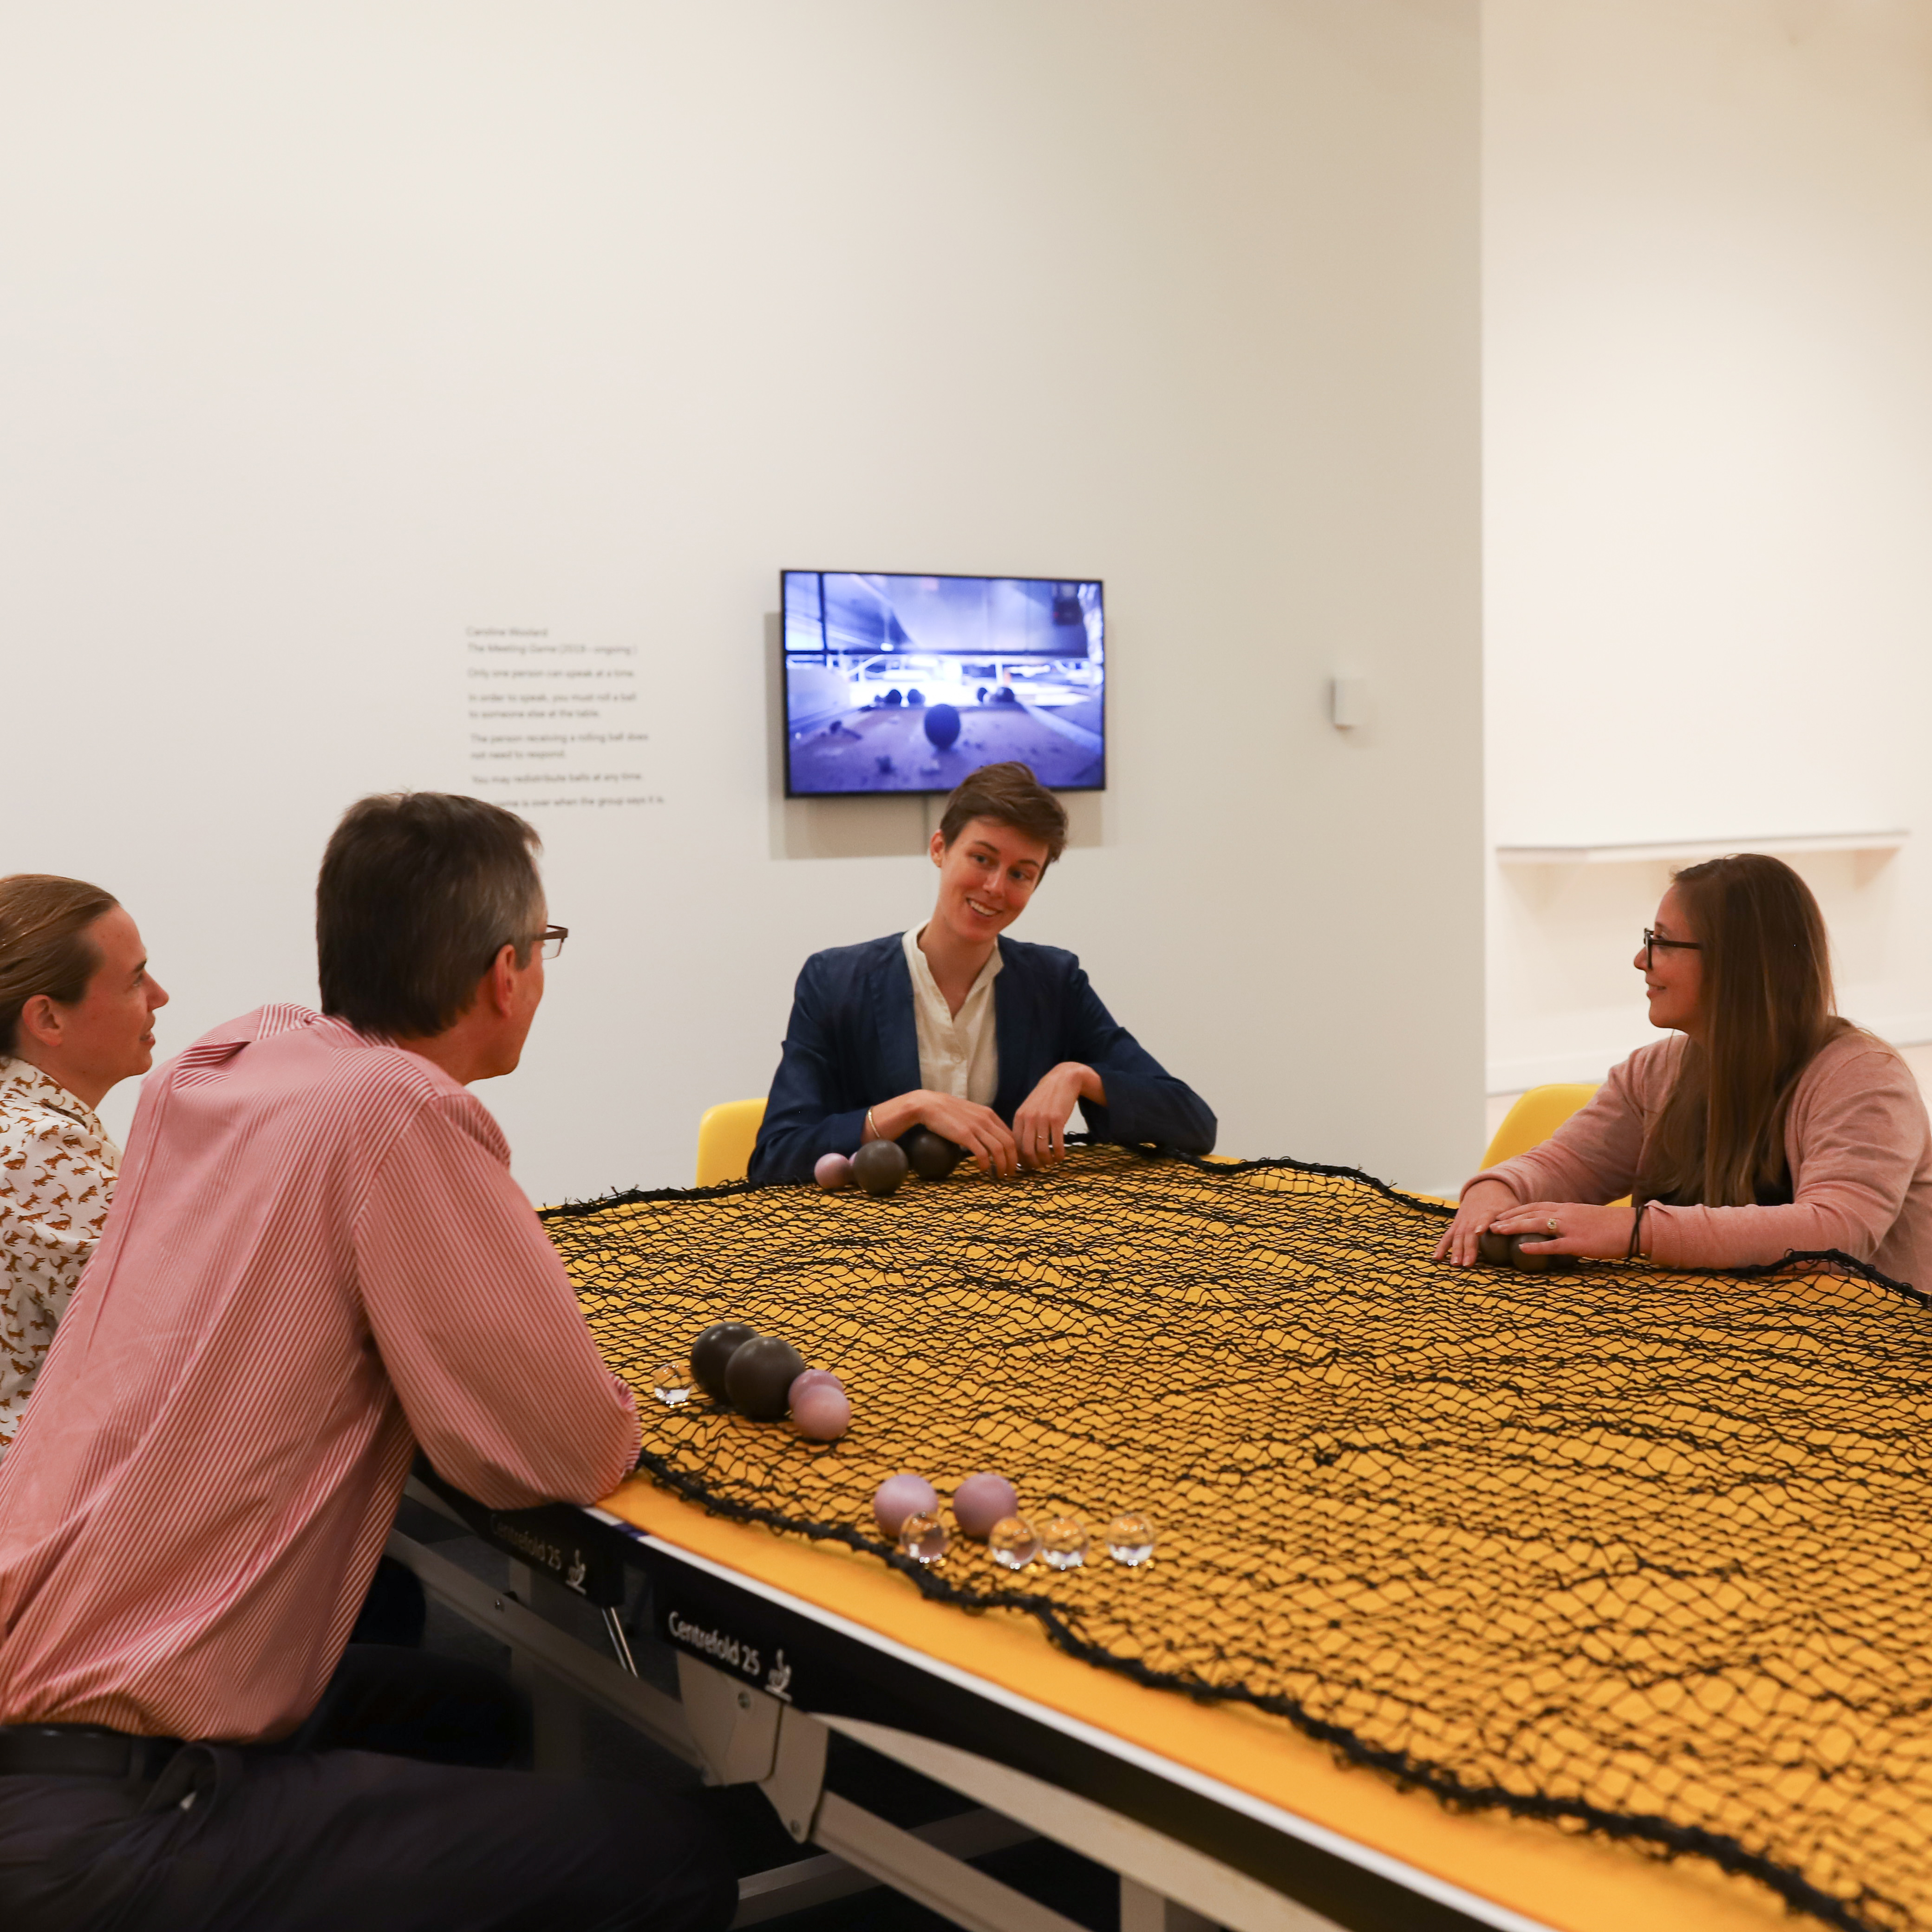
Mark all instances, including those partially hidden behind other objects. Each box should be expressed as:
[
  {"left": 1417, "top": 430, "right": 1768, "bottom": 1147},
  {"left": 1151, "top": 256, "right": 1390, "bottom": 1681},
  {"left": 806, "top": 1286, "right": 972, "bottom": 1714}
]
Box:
[
  {"left": 482, "top": 945, "right": 521, "bottom": 1018},
  {"left": 928, "top": 830, "right": 946, "bottom": 867},
  {"left": 16, "top": 993, "right": 63, "bottom": 1050}
]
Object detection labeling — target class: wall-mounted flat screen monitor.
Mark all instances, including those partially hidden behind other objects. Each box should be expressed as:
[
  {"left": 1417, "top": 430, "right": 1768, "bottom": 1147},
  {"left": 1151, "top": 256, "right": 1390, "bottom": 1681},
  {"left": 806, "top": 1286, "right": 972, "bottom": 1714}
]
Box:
[{"left": 783, "top": 570, "right": 1105, "bottom": 796}]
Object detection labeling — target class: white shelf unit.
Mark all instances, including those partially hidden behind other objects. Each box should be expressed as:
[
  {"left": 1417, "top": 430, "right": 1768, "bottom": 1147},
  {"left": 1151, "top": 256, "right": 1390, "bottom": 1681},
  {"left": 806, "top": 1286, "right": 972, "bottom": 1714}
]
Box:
[{"left": 1495, "top": 830, "right": 1910, "bottom": 866}]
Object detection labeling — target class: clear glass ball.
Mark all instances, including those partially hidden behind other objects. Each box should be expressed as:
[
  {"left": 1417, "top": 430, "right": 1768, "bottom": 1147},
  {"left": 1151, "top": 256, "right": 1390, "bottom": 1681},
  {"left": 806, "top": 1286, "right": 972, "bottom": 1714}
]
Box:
[
  {"left": 1103, "top": 1511, "right": 1156, "bottom": 1566},
  {"left": 988, "top": 1516, "right": 1041, "bottom": 1570},
  {"left": 1039, "top": 1514, "right": 1088, "bottom": 1570},
  {"left": 898, "top": 1511, "right": 949, "bottom": 1565},
  {"left": 650, "top": 1361, "right": 693, "bottom": 1407}
]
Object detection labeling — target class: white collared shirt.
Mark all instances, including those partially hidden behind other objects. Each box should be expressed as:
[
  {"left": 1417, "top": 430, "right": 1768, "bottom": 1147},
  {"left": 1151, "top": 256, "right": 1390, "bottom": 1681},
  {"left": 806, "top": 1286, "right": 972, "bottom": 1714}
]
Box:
[
  {"left": 0, "top": 1056, "right": 120, "bottom": 1456},
  {"left": 902, "top": 926, "right": 1001, "bottom": 1105}
]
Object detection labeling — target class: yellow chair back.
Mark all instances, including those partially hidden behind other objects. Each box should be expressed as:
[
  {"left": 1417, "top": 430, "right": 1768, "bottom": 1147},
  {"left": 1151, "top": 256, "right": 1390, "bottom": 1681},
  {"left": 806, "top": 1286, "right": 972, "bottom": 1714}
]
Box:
[
  {"left": 1481, "top": 1083, "right": 1600, "bottom": 1170},
  {"left": 695, "top": 1098, "right": 767, "bottom": 1187}
]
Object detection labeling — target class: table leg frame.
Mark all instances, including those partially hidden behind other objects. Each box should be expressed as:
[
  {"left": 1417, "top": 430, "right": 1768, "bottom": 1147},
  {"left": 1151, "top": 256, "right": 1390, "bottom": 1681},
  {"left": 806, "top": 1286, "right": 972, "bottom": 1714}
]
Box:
[
  {"left": 390, "top": 1495, "right": 1348, "bottom": 1932},
  {"left": 383, "top": 1528, "right": 697, "bottom": 1765},
  {"left": 387, "top": 1524, "right": 1049, "bottom": 1928}
]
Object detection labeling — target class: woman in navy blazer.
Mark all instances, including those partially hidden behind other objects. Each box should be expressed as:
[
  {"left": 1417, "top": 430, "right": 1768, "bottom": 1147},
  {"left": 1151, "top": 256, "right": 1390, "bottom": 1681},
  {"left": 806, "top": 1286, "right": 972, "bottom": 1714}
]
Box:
[{"left": 749, "top": 764, "right": 1215, "bottom": 1185}]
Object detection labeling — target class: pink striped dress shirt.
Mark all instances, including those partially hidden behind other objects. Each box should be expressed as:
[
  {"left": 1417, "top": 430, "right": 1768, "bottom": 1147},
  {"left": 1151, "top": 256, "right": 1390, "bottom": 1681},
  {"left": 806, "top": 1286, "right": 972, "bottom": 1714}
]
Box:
[{"left": 0, "top": 1005, "right": 640, "bottom": 1741}]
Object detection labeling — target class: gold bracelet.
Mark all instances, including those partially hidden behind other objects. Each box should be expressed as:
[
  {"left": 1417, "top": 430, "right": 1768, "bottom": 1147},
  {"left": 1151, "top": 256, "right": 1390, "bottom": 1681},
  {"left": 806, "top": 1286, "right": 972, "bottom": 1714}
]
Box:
[{"left": 866, "top": 1107, "right": 879, "bottom": 1143}]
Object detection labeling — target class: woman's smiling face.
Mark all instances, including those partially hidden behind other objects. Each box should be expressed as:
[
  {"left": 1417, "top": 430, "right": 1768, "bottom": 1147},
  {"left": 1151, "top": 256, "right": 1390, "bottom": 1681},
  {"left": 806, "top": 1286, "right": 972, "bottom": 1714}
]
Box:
[
  {"left": 1636, "top": 883, "right": 1704, "bottom": 1035},
  {"left": 928, "top": 816, "right": 1050, "bottom": 947}
]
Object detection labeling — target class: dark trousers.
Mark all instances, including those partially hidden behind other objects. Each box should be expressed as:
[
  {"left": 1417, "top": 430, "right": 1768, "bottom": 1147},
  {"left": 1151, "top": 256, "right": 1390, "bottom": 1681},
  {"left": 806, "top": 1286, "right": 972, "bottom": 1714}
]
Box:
[
  {"left": 346, "top": 1553, "right": 430, "bottom": 1650},
  {"left": 0, "top": 1648, "right": 736, "bottom": 1932}
]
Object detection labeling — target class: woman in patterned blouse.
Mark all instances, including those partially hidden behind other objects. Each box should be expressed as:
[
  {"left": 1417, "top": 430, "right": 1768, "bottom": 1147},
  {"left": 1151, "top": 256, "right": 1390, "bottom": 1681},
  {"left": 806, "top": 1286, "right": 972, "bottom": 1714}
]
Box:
[{"left": 0, "top": 875, "right": 169, "bottom": 1458}]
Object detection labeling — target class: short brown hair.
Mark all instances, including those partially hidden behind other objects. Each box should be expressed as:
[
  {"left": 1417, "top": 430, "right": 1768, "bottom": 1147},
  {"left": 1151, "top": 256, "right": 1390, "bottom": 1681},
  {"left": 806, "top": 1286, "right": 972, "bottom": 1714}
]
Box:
[
  {"left": 936, "top": 762, "right": 1068, "bottom": 864},
  {"left": 0, "top": 875, "right": 120, "bottom": 1057},
  {"left": 318, "top": 794, "right": 544, "bottom": 1038}
]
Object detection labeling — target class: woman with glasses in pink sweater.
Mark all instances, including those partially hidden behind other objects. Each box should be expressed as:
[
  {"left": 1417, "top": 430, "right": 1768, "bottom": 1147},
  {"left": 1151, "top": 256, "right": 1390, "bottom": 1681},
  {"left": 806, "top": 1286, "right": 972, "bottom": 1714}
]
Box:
[{"left": 1437, "top": 853, "right": 1932, "bottom": 1290}]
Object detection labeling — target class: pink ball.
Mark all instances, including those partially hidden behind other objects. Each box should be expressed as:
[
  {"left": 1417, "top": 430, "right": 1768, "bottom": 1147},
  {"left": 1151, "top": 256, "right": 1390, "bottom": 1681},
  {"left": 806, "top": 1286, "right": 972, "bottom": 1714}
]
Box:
[
  {"left": 951, "top": 1472, "right": 1018, "bottom": 1540},
  {"left": 873, "top": 1472, "right": 938, "bottom": 1536},
  {"left": 789, "top": 1369, "right": 842, "bottom": 1405},
  {"left": 792, "top": 1382, "right": 852, "bottom": 1442},
  {"left": 815, "top": 1153, "right": 852, "bottom": 1190}
]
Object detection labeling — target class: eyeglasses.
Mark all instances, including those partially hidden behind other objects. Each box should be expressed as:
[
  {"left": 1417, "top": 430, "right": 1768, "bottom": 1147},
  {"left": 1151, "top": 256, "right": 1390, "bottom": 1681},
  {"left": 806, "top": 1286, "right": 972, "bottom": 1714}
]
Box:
[
  {"left": 1642, "top": 927, "right": 1701, "bottom": 972},
  {"left": 534, "top": 925, "right": 568, "bottom": 961}
]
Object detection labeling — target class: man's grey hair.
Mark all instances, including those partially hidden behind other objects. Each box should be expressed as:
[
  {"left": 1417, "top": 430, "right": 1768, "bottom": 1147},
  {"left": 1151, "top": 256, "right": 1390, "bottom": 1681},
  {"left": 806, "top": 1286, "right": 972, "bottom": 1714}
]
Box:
[{"left": 317, "top": 794, "right": 543, "bottom": 1037}]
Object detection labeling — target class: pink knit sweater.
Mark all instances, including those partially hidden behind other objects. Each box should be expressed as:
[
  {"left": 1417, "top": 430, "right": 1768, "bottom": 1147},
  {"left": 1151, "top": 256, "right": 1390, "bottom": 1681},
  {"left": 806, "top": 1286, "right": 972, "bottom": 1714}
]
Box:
[{"left": 1469, "top": 1031, "right": 1932, "bottom": 1290}]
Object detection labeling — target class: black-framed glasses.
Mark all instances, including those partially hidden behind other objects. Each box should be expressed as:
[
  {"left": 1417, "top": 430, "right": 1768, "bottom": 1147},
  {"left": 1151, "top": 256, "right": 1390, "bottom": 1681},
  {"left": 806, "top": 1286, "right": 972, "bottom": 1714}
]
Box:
[
  {"left": 535, "top": 925, "right": 568, "bottom": 961},
  {"left": 1643, "top": 927, "right": 1700, "bottom": 972}
]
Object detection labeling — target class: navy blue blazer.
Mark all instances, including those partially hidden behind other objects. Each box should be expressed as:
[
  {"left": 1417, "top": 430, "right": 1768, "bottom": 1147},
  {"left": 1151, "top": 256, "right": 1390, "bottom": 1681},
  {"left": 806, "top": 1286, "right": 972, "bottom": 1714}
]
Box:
[{"left": 748, "top": 933, "right": 1216, "bottom": 1185}]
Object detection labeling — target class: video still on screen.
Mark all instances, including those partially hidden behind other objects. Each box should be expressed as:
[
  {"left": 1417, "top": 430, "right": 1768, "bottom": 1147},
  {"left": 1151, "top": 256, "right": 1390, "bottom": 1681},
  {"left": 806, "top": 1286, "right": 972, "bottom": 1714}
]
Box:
[{"left": 783, "top": 570, "right": 1105, "bottom": 796}]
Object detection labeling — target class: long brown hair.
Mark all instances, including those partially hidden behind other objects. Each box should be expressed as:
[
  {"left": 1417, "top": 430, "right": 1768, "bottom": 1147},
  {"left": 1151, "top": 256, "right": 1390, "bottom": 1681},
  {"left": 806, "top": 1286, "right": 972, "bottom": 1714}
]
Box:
[
  {"left": 0, "top": 874, "right": 120, "bottom": 1057},
  {"left": 1637, "top": 854, "right": 1848, "bottom": 1207}
]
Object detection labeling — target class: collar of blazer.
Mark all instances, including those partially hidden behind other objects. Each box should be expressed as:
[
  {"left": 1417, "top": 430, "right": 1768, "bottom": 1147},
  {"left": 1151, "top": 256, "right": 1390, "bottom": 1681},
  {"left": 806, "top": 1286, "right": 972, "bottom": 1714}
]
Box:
[
  {"left": 871, "top": 940, "right": 922, "bottom": 1103},
  {"left": 991, "top": 935, "right": 1037, "bottom": 1120}
]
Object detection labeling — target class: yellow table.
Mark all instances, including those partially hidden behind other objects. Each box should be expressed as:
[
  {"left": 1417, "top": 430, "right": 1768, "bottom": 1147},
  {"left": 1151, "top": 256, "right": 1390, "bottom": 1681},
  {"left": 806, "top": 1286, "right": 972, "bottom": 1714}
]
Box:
[{"left": 530, "top": 1147, "right": 1932, "bottom": 1932}]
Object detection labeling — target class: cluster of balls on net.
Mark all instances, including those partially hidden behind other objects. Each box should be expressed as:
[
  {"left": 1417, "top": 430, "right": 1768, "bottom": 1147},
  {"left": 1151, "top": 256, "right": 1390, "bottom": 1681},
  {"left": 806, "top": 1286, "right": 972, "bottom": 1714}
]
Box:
[
  {"left": 688, "top": 1320, "right": 852, "bottom": 1441},
  {"left": 684, "top": 1320, "right": 1154, "bottom": 1563},
  {"left": 872, "top": 1469, "right": 1156, "bottom": 1574},
  {"left": 815, "top": 1129, "right": 965, "bottom": 1197}
]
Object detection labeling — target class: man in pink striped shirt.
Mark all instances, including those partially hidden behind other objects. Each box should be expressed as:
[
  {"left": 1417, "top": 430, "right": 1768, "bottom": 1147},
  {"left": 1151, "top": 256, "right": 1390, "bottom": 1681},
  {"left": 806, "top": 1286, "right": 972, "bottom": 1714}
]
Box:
[{"left": 0, "top": 795, "right": 733, "bottom": 1932}]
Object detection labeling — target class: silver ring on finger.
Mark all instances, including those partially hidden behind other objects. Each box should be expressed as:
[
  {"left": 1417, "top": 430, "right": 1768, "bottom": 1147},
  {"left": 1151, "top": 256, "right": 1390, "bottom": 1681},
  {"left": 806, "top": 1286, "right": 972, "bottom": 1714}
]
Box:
[{"left": 1546, "top": 1217, "right": 1559, "bottom": 1234}]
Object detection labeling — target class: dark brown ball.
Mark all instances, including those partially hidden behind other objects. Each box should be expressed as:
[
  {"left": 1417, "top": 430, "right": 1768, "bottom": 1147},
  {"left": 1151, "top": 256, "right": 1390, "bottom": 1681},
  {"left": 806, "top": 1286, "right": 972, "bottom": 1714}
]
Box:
[
  {"left": 851, "top": 1139, "right": 909, "bottom": 1198},
  {"left": 906, "top": 1129, "right": 964, "bottom": 1180},
  {"left": 1477, "top": 1231, "right": 1514, "bottom": 1267},
  {"left": 1508, "top": 1234, "right": 1576, "bottom": 1274},
  {"left": 724, "top": 1335, "right": 809, "bottom": 1420},
  {"left": 690, "top": 1321, "right": 757, "bottom": 1398}
]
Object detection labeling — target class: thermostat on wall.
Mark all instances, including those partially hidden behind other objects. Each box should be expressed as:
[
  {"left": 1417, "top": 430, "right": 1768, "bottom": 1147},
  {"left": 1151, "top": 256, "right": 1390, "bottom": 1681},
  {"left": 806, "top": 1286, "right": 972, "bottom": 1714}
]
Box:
[{"left": 1330, "top": 675, "right": 1371, "bottom": 730}]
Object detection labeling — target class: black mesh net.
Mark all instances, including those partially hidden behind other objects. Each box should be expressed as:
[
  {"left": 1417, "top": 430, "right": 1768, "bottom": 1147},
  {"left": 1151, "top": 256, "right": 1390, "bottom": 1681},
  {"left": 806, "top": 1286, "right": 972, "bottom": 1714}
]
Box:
[{"left": 542, "top": 1146, "right": 1932, "bottom": 1931}]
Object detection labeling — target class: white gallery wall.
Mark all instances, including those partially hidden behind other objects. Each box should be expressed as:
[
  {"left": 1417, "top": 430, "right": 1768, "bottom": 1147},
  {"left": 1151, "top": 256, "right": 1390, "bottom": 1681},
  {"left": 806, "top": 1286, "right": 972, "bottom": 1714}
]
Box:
[
  {"left": 1, "top": 1, "right": 1485, "bottom": 1200},
  {"left": 1484, "top": 0, "right": 1932, "bottom": 1091}
]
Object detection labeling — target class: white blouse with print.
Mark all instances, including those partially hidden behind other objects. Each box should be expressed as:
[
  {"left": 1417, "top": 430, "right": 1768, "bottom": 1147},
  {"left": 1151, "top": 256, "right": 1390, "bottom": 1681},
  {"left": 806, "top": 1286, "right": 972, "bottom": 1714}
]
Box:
[{"left": 0, "top": 1056, "right": 119, "bottom": 1456}]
